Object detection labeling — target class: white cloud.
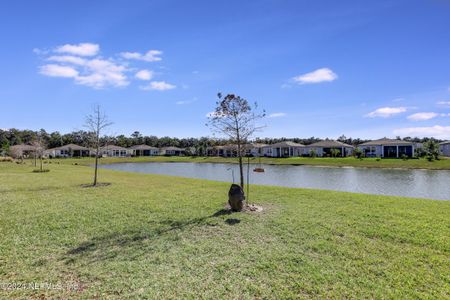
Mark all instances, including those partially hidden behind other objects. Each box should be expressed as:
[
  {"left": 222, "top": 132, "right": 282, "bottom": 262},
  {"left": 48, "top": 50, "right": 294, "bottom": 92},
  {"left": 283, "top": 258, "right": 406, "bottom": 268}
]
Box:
[
  {"left": 135, "top": 69, "right": 153, "bottom": 81},
  {"left": 39, "top": 64, "right": 78, "bottom": 78},
  {"left": 293, "top": 68, "right": 337, "bottom": 84},
  {"left": 176, "top": 97, "right": 197, "bottom": 105},
  {"left": 394, "top": 125, "right": 450, "bottom": 139},
  {"left": 55, "top": 43, "right": 99, "bottom": 56},
  {"left": 268, "top": 112, "right": 287, "bottom": 118},
  {"left": 75, "top": 59, "right": 128, "bottom": 88},
  {"left": 407, "top": 112, "right": 439, "bottom": 121},
  {"left": 47, "top": 55, "right": 86, "bottom": 65},
  {"left": 437, "top": 101, "right": 450, "bottom": 107},
  {"left": 121, "top": 50, "right": 162, "bottom": 62},
  {"left": 365, "top": 107, "right": 407, "bottom": 118},
  {"left": 141, "top": 81, "right": 176, "bottom": 91}
]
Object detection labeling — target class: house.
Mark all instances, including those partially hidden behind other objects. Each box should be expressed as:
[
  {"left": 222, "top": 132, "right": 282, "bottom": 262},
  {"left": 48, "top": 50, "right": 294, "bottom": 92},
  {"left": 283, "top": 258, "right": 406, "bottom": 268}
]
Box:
[
  {"left": 129, "top": 144, "right": 159, "bottom": 156},
  {"left": 263, "top": 141, "right": 305, "bottom": 157},
  {"left": 99, "top": 145, "right": 131, "bottom": 157},
  {"left": 439, "top": 141, "right": 450, "bottom": 157},
  {"left": 9, "top": 144, "right": 36, "bottom": 158},
  {"left": 305, "top": 140, "right": 354, "bottom": 157},
  {"left": 160, "top": 146, "right": 185, "bottom": 156},
  {"left": 206, "top": 145, "right": 237, "bottom": 157},
  {"left": 45, "top": 144, "right": 90, "bottom": 158},
  {"left": 358, "top": 138, "right": 416, "bottom": 158},
  {"left": 243, "top": 143, "right": 269, "bottom": 157}
]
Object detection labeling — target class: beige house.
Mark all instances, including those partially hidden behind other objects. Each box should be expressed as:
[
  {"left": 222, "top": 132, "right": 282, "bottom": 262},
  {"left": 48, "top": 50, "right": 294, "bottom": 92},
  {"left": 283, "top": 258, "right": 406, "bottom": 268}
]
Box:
[
  {"left": 9, "top": 144, "right": 36, "bottom": 158},
  {"left": 129, "top": 144, "right": 159, "bottom": 156},
  {"left": 45, "top": 144, "right": 90, "bottom": 158},
  {"left": 99, "top": 145, "right": 131, "bottom": 157},
  {"left": 305, "top": 140, "right": 354, "bottom": 157},
  {"left": 358, "top": 138, "right": 416, "bottom": 158},
  {"left": 160, "top": 146, "right": 185, "bottom": 156}
]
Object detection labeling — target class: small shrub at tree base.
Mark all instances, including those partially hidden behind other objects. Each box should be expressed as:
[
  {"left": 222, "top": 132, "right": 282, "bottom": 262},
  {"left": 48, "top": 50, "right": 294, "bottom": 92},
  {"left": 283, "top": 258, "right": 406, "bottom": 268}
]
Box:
[
  {"left": 376, "top": 158, "right": 381, "bottom": 161},
  {"left": 32, "top": 169, "right": 50, "bottom": 173}
]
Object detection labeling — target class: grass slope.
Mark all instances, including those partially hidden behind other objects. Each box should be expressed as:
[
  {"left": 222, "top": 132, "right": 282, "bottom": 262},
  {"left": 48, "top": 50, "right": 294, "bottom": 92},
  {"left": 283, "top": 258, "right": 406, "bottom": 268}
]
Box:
[
  {"left": 0, "top": 162, "right": 449, "bottom": 299},
  {"left": 49, "top": 155, "right": 450, "bottom": 170}
]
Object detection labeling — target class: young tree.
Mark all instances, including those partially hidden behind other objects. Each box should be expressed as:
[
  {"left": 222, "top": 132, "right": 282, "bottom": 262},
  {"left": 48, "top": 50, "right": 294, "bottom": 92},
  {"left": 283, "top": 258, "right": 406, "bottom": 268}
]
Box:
[
  {"left": 423, "top": 140, "right": 440, "bottom": 161},
  {"left": 32, "top": 133, "right": 46, "bottom": 172},
  {"left": 207, "top": 93, "right": 265, "bottom": 194},
  {"left": 84, "top": 105, "right": 113, "bottom": 186}
]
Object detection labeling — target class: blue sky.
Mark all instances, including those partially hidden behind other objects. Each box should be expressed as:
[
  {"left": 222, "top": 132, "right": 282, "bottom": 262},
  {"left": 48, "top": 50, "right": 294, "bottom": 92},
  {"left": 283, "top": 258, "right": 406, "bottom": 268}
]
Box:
[{"left": 1, "top": 0, "right": 450, "bottom": 139}]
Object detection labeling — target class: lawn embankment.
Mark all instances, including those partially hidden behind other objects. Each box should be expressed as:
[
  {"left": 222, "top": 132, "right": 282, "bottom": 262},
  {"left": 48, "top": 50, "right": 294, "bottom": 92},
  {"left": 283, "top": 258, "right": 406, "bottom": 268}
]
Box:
[
  {"left": 49, "top": 155, "right": 450, "bottom": 170},
  {"left": 0, "top": 162, "right": 449, "bottom": 299}
]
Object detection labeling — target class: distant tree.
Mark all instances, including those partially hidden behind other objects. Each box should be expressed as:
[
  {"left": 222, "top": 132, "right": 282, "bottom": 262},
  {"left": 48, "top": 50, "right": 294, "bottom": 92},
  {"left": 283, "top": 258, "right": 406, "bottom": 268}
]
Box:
[
  {"left": 423, "top": 140, "right": 440, "bottom": 161},
  {"left": 207, "top": 93, "right": 265, "bottom": 208},
  {"left": 84, "top": 105, "right": 113, "bottom": 186}
]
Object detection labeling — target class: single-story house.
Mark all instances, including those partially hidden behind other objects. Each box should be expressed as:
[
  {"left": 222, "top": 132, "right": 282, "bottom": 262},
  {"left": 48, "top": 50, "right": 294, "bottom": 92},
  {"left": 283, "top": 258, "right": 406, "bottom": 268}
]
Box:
[
  {"left": 243, "top": 143, "right": 269, "bottom": 157},
  {"left": 99, "top": 145, "right": 131, "bottom": 157},
  {"left": 263, "top": 141, "right": 305, "bottom": 158},
  {"left": 129, "top": 144, "right": 159, "bottom": 156},
  {"left": 439, "top": 141, "right": 450, "bottom": 157},
  {"left": 206, "top": 145, "right": 237, "bottom": 157},
  {"left": 305, "top": 140, "right": 354, "bottom": 157},
  {"left": 358, "top": 138, "right": 416, "bottom": 158},
  {"left": 9, "top": 144, "right": 36, "bottom": 158},
  {"left": 160, "top": 146, "right": 185, "bottom": 156},
  {"left": 45, "top": 144, "right": 90, "bottom": 158}
]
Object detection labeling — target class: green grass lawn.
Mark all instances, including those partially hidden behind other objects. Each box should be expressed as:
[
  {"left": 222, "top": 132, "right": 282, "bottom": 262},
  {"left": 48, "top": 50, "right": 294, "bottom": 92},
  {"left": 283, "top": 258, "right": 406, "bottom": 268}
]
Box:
[
  {"left": 48, "top": 155, "right": 450, "bottom": 170},
  {"left": 0, "top": 161, "right": 449, "bottom": 299}
]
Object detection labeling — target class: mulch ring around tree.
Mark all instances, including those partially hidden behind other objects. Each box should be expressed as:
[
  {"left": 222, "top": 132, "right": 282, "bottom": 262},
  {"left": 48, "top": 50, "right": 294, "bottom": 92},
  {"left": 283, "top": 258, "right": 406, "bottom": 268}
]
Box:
[{"left": 80, "top": 183, "right": 112, "bottom": 188}]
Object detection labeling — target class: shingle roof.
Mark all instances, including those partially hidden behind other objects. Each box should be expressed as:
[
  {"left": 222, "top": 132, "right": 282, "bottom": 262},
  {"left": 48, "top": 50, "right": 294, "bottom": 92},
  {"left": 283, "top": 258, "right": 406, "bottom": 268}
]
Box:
[
  {"left": 308, "top": 140, "right": 354, "bottom": 148},
  {"left": 359, "top": 138, "right": 414, "bottom": 146},
  {"left": 129, "top": 144, "right": 158, "bottom": 150},
  {"left": 100, "top": 145, "right": 129, "bottom": 151},
  {"left": 162, "top": 146, "right": 185, "bottom": 151},
  {"left": 49, "top": 143, "right": 88, "bottom": 151},
  {"left": 267, "top": 141, "right": 305, "bottom": 148},
  {"left": 10, "top": 144, "right": 36, "bottom": 151}
]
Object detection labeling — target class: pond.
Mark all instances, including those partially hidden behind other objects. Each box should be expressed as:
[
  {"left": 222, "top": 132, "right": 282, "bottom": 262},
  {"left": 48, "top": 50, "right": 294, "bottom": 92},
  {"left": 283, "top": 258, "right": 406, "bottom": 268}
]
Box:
[{"left": 99, "top": 162, "right": 450, "bottom": 200}]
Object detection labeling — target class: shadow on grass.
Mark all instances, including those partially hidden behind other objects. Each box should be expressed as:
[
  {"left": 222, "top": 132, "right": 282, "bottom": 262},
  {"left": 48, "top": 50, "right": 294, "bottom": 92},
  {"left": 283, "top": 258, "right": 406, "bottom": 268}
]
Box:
[{"left": 63, "top": 208, "right": 240, "bottom": 265}]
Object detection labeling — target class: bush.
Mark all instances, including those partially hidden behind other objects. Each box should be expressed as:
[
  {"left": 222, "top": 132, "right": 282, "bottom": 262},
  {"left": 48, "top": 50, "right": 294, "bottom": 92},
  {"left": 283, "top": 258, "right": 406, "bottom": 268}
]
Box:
[
  {"left": 353, "top": 148, "right": 363, "bottom": 159},
  {"left": 376, "top": 158, "right": 381, "bottom": 162},
  {"left": 309, "top": 149, "right": 317, "bottom": 158},
  {"left": 401, "top": 154, "right": 408, "bottom": 161},
  {"left": 32, "top": 169, "right": 50, "bottom": 173}
]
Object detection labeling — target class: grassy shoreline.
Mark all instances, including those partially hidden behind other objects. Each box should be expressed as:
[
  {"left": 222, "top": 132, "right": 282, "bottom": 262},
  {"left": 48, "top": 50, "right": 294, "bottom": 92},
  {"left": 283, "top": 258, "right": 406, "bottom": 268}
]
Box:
[
  {"left": 1, "top": 162, "right": 449, "bottom": 298},
  {"left": 46, "top": 155, "right": 450, "bottom": 170}
]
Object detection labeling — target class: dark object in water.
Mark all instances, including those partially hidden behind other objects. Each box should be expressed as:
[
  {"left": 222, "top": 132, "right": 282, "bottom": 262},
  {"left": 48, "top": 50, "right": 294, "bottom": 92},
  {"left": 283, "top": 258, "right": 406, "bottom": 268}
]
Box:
[
  {"left": 228, "top": 184, "right": 245, "bottom": 211},
  {"left": 253, "top": 167, "right": 265, "bottom": 173}
]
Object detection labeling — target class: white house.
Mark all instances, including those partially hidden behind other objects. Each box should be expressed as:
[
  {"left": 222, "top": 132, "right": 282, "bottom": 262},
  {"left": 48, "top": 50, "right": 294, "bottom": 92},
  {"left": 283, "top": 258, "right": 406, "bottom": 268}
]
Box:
[
  {"left": 263, "top": 141, "right": 305, "bottom": 157},
  {"left": 358, "top": 138, "right": 416, "bottom": 158},
  {"left": 439, "top": 141, "right": 450, "bottom": 157},
  {"left": 45, "top": 144, "right": 90, "bottom": 158},
  {"left": 129, "top": 144, "right": 159, "bottom": 156},
  {"left": 305, "top": 140, "right": 354, "bottom": 157},
  {"left": 99, "top": 145, "right": 131, "bottom": 157}
]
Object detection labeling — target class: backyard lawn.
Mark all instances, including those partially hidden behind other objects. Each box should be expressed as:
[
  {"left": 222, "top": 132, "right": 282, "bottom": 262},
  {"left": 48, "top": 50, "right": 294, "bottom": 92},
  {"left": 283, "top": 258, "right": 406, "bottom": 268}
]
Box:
[{"left": 0, "top": 161, "right": 449, "bottom": 298}]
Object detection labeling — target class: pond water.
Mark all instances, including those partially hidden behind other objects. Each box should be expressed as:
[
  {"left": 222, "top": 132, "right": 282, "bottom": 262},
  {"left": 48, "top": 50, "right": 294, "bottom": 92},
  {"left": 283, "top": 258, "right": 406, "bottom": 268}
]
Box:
[{"left": 99, "top": 162, "right": 450, "bottom": 200}]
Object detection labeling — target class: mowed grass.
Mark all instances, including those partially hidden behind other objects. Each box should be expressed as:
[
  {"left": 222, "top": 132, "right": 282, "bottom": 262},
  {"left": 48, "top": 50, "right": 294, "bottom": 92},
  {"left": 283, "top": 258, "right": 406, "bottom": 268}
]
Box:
[
  {"left": 0, "top": 162, "right": 449, "bottom": 299},
  {"left": 50, "top": 155, "right": 450, "bottom": 170}
]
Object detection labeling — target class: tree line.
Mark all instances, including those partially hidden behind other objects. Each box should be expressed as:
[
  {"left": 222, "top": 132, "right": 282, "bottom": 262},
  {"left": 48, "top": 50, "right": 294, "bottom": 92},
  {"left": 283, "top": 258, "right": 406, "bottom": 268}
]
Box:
[{"left": 0, "top": 128, "right": 444, "bottom": 155}]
